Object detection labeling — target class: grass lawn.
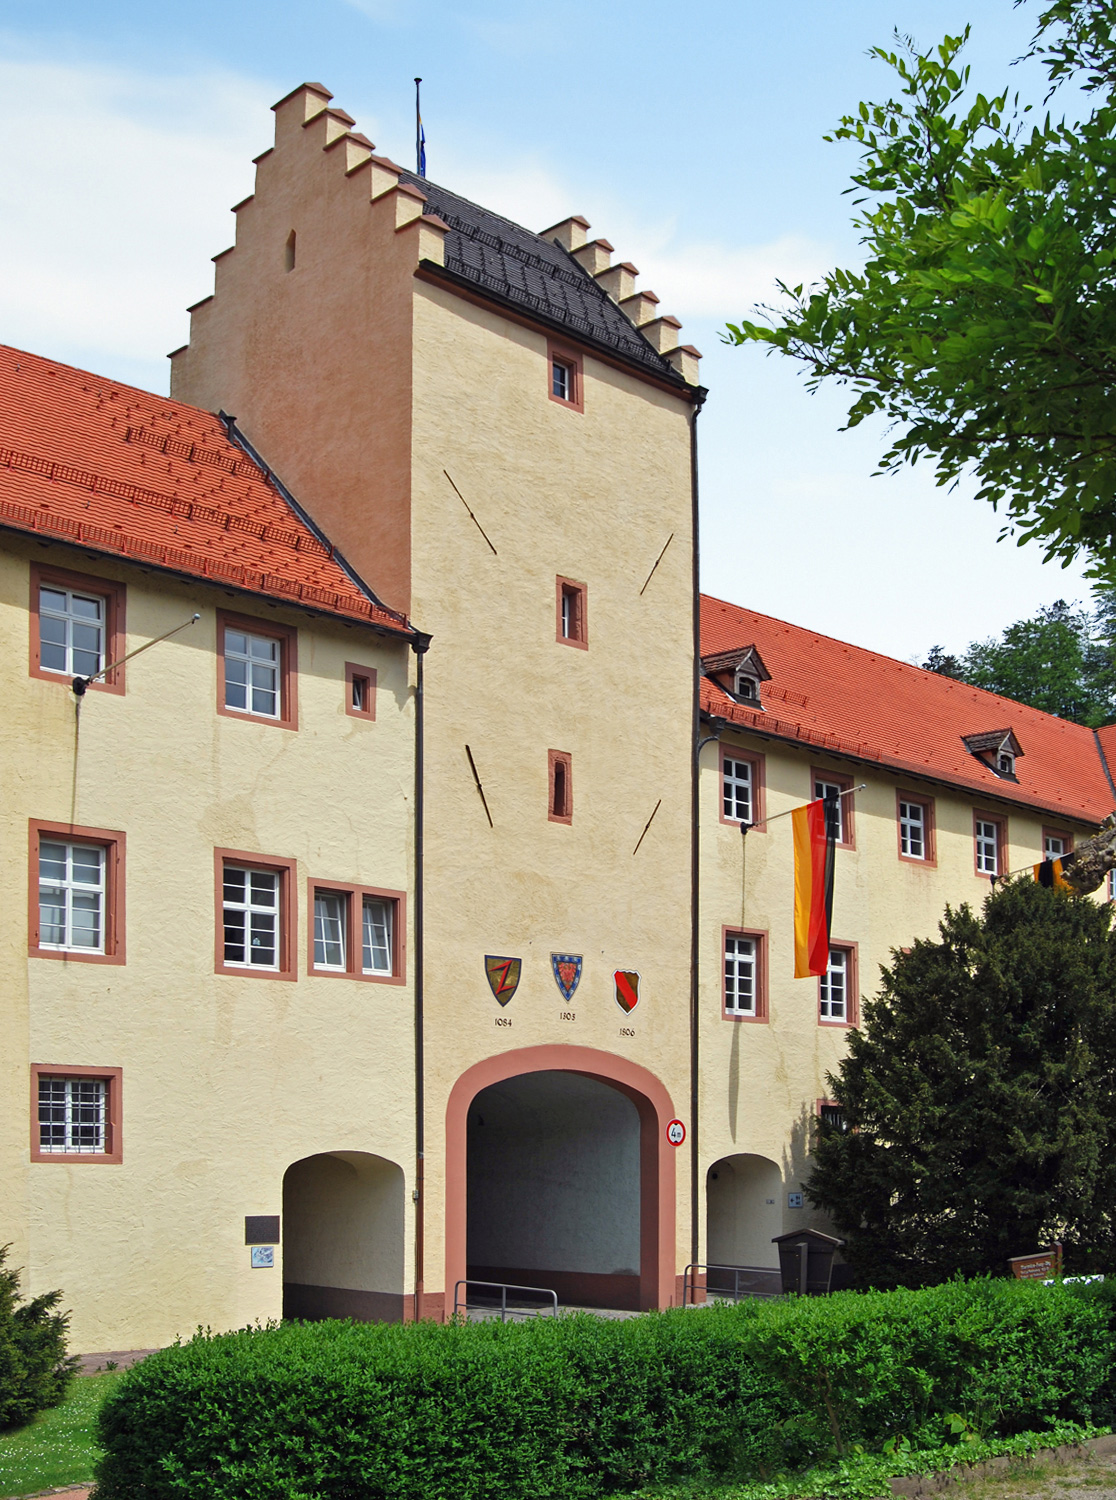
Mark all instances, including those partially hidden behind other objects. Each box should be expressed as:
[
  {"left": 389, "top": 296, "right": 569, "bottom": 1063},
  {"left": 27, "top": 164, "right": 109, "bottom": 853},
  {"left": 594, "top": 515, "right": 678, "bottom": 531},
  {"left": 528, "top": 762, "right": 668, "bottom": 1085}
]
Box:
[{"left": 0, "top": 1373, "right": 122, "bottom": 1498}]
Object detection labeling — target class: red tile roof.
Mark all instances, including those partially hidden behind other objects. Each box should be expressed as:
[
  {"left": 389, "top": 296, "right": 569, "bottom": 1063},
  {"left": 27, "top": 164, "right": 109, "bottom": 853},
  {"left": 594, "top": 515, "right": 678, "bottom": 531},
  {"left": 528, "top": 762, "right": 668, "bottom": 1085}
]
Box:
[
  {"left": 0, "top": 346, "right": 410, "bottom": 635},
  {"left": 701, "top": 593, "right": 1115, "bottom": 827}
]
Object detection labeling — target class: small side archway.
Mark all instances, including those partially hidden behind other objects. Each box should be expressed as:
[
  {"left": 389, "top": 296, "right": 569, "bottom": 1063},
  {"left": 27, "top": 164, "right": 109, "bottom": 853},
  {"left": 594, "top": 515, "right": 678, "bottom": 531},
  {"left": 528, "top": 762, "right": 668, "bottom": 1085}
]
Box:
[
  {"left": 446, "top": 1046, "right": 677, "bottom": 1312},
  {"left": 706, "top": 1152, "right": 783, "bottom": 1270},
  {"left": 282, "top": 1150, "right": 405, "bottom": 1323}
]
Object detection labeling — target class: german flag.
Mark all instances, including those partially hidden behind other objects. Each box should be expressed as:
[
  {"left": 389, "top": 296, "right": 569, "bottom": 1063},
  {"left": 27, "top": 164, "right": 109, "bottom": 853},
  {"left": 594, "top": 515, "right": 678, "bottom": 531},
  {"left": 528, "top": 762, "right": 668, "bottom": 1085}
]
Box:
[
  {"left": 793, "top": 796, "right": 837, "bottom": 978},
  {"left": 1034, "top": 855, "right": 1074, "bottom": 890}
]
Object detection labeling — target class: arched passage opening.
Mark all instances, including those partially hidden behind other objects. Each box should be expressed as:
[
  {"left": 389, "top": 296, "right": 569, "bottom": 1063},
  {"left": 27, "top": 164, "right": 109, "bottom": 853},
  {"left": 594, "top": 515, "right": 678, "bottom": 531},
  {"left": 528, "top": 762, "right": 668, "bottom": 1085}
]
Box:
[
  {"left": 467, "top": 1071, "right": 641, "bottom": 1310},
  {"left": 446, "top": 1046, "right": 677, "bottom": 1312},
  {"left": 705, "top": 1152, "right": 783, "bottom": 1298},
  {"left": 282, "top": 1150, "right": 405, "bottom": 1323}
]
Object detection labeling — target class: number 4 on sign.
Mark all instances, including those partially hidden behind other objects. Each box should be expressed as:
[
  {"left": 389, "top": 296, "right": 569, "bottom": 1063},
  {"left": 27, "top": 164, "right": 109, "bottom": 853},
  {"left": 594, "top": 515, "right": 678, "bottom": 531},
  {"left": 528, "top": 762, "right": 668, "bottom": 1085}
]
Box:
[{"left": 666, "top": 1119, "right": 686, "bottom": 1146}]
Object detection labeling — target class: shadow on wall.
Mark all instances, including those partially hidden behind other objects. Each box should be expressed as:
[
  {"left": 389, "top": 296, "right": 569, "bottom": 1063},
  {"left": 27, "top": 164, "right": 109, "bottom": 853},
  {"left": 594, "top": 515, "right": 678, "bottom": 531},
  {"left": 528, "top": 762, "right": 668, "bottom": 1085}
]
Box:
[
  {"left": 706, "top": 1153, "right": 782, "bottom": 1271},
  {"left": 282, "top": 1150, "right": 405, "bottom": 1323}
]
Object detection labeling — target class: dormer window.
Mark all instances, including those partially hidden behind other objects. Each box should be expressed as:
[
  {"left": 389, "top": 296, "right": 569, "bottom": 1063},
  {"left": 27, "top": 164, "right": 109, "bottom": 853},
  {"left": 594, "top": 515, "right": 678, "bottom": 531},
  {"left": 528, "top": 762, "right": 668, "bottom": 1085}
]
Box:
[
  {"left": 701, "top": 643, "right": 772, "bottom": 710},
  {"left": 962, "top": 729, "right": 1022, "bottom": 781}
]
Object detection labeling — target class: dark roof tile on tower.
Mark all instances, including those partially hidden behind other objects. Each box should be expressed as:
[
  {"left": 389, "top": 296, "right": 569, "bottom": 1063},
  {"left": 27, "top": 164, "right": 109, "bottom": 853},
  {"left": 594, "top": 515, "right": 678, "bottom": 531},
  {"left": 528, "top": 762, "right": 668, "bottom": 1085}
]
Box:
[{"left": 403, "top": 174, "right": 684, "bottom": 382}]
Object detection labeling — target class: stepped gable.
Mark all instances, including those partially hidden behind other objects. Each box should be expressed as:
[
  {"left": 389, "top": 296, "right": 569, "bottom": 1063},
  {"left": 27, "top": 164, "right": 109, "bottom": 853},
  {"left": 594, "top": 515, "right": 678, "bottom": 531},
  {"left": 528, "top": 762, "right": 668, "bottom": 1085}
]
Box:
[
  {"left": 403, "top": 174, "right": 683, "bottom": 381},
  {"left": 0, "top": 345, "right": 410, "bottom": 635},
  {"left": 701, "top": 592, "right": 1114, "bottom": 826}
]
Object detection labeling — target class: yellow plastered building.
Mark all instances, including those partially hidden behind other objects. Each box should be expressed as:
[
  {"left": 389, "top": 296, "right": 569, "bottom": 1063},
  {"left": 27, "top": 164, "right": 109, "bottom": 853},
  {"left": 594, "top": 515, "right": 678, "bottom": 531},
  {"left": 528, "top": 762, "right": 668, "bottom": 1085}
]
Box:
[{"left": 3, "top": 80, "right": 1114, "bottom": 1351}]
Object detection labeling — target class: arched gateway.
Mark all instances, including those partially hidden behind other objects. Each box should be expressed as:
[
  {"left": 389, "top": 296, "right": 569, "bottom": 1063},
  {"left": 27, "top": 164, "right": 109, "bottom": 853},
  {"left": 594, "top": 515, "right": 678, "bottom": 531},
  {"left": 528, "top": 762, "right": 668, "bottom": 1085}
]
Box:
[{"left": 445, "top": 1046, "right": 677, "bottom": 1312}]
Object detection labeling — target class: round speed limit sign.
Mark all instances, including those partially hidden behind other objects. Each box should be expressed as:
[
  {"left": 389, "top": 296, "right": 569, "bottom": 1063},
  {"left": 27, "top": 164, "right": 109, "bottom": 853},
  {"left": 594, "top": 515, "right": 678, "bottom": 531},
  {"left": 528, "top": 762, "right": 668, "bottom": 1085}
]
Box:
[{"left": 666, "top": 1119, "right": 686, "bottom": 1146}]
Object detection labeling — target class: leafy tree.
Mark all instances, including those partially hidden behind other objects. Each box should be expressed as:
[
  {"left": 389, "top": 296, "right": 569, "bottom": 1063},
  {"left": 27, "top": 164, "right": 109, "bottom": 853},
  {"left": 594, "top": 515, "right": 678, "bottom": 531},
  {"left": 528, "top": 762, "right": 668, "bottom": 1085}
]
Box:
[
  {"left": 0, "top": 1246, "right": 78, "bottom": 1428},
  {"left": 807, "top": 880, "right": 1116, "bottom": 1288},
  {"left": 920, "top": 587, "right": 1116, "bottom": 723},
  {"left": 727, "top": 1, "right": 1116, "bottom": 580}
]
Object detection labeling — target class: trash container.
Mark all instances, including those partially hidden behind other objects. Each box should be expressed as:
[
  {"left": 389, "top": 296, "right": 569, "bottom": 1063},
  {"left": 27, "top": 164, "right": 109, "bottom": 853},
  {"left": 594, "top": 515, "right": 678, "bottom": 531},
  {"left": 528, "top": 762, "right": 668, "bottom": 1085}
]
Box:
[{"left": 772, "top": 1228, "right": 844, "bottom": 1295}]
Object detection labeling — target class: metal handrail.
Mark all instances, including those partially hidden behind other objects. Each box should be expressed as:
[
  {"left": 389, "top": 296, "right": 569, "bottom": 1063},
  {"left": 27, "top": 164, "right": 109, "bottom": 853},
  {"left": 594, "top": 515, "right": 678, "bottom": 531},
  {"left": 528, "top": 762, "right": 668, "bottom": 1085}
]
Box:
[
  {"left": 453, "top": 1279, "right": 559, "bottom": 1322},
  {"left": 683, "top": 1262, "right": 782, "bottom": 1305}
]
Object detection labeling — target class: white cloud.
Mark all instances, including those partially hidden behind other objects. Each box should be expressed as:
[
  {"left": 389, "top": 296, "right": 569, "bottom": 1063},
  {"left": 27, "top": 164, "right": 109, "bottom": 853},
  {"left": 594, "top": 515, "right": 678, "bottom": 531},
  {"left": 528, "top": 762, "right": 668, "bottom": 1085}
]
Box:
[{"left": 0, "top": 52, "right": 273, "bottom": 390}]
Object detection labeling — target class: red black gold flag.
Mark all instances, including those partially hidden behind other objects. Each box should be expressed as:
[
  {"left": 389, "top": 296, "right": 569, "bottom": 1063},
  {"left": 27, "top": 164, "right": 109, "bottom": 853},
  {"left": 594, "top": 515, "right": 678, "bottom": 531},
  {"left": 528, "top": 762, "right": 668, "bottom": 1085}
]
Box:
[
  {"left": 1034, "top": 855, "right": 1074, "bottom": 891},
  {"left": 793, "top": 796, "right": 837, "bottom": 978}
]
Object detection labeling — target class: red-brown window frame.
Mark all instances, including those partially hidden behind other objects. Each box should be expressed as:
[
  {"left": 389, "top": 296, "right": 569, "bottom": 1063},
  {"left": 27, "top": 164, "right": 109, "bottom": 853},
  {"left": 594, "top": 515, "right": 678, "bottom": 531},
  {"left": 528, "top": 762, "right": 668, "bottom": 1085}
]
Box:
[
  {"left": 548, "top": 749, "right": 573, "bottom": 824},
  {"left": 30, "top": 1063, "right": 123, "bottom": 1164},
  {"left": 29, "top": 562, "right": 126, "bottom": 695},
  {"left": 306, "top": 879, "right": 406, "bottom": 986},
  {"left": 896, "top": 790, "right": 937, "bottom": 867},
  {"left": 345, "top": 662, "right": 378, "bottom": 720},
  {"left": 973, "top": 810, "right": 1008, "bottom": 880},
  {"left": 28, "top": 819, "right": 126, "bottom": 965},
  {"left": 214, "top": 848, "right": 297, "bottom": 981},
  {"left": 1042, "top": 826, "right": 1073, "bottom": 860},
  {"left": 216, "top": 610, "right": 299, "bottom": 730},
  {"left": 811, "top": 767, "right": 855, "bottom": 849},
  {"left": 819, "top": 940, "right": 858, "bottom": 1029},
  {"left": 555, "top": 576, "right": 588, "bottom": 649},
  {"left": 720, "top": 745, "right": 767, "bottom": 831},
  {"left": 722, "top": 925, "right": 769, "bottom": 1023},
  {"left": 547, "top": 339, "right": 584, "bottom": 413}
]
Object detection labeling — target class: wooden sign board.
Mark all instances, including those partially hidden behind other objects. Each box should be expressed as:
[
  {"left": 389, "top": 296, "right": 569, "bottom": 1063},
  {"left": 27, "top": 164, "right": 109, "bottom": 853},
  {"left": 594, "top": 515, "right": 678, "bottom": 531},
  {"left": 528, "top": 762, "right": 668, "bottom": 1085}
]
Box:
[{"left": 1009, "top": 1243, "right": 1063, "bottom": 1280}]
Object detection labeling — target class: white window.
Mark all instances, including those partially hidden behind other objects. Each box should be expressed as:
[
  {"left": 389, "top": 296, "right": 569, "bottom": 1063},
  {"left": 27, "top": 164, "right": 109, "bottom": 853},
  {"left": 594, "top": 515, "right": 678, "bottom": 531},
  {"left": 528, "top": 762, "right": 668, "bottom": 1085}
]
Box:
[
  {"left": 223, "top": 866, "right": 279, "bottom": 968},
  {"left": 724, "top": 934, "right": 756, "bottom": 1016},
  {"left": 363, "top": 897, "right": 393, "bottom": 974},
  {"left": 899, "top": 800, "right": 925, "bottom": 859},
  {"left": 552, "top": 359, "right": 571, "bottom": 401},
  {"left": 39, "top": 585, "right": 105, "bottom": 678},
  {"left": 224, "top": 629, "right": 280, "bottom": 718},
  {"left": 723, "top": 756, "right": 753, "bottom": 823},
  {"left": 313, "top": 892, "right": 347, "bottom": 971},
  {"left": 814, "top": 779, "right": 844, "bottom": 842},
  {"left": 820, "top": 948, "right": 848, "bottom": 1022},
  {"left": 975, "top": 819, "right": 999, "bottom": 876},
  {"left": 1045, "top": 833, "right": 1066, "bottom": 860},
  {"left": 998, "top": 750, "right": 1015, "bottom": 775},
  {"left": 38, "top": 1076, "right": 106, "bottom": 1154},
  {"left": 1109, "top": 870, "right": 1115, "bottom": 901},
  {"left": 735, "top": 671, "right": 760, "bottom": 703},
  {"left": 38, "top": 840, "right": 105, "bottom": 952}
]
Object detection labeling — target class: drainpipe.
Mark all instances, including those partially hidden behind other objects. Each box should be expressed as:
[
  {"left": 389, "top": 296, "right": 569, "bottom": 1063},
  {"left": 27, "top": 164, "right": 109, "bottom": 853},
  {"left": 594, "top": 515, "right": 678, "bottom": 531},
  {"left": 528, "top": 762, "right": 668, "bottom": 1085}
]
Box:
[
  {"left": 688, "top": 387, "right": 708, "bottom": 1282},
  {"left": 411, "top": 630, "right": 431, "bottom": 1321}
]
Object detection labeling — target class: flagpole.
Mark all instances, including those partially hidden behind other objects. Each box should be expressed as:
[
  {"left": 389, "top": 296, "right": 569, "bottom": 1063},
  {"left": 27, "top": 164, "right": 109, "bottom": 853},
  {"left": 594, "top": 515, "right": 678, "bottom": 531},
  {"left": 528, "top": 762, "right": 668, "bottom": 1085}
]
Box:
[
  {"left": 741, "top": 783, "right": 865, "bottom": 833},
  {"left": 414, "top": 77, "right": 423, "bottom": 177}
]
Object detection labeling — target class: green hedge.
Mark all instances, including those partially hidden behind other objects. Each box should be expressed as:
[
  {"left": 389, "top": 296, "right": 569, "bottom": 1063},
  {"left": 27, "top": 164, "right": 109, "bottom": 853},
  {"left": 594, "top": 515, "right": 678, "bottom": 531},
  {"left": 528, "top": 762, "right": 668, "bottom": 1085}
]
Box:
[{"left": 94, "top": 1278, "right": 1116, "bottom": 1500}]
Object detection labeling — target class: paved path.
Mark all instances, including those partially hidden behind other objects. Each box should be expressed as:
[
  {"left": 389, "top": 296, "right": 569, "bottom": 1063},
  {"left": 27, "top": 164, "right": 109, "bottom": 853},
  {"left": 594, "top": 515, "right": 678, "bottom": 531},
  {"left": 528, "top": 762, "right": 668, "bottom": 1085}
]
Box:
[{"left": 897, "top": 1445, "right": 1116, "bottom": 1500}]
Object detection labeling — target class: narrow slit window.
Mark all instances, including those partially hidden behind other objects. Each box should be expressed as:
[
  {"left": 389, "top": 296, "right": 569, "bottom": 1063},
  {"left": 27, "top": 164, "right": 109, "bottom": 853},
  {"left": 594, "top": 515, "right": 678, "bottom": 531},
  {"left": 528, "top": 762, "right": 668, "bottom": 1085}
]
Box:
[
  {"left": 284, "top": 231, "right": 296, "bottom": 272},
  {"left": 553, "top": 760, "right": 567, "bottom": 816},
  {"left": 549, "top": 750, "right": 572, "bottom": 823}
]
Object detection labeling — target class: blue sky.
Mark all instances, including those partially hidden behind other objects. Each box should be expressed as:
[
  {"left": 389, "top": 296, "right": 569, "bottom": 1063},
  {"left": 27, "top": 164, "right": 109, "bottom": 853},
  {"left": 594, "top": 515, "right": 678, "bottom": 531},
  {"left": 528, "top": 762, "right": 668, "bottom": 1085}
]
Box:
[{"left": 0, "top": 0, "right": 1093, "bottom": 656}]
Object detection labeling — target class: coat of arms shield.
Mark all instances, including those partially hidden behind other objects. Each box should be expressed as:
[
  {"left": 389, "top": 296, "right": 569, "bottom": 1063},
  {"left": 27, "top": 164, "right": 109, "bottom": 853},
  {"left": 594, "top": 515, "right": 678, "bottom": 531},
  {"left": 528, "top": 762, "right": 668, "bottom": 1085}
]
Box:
[
  {"left": 484, "top": 955, "right": 522, "bottom": 1006},
  {"left": 614, "top": 969, "right": 640, "bottom": 1014},
  {"left": 551, "top": 954, "right": 582, "bottom": 1002}
]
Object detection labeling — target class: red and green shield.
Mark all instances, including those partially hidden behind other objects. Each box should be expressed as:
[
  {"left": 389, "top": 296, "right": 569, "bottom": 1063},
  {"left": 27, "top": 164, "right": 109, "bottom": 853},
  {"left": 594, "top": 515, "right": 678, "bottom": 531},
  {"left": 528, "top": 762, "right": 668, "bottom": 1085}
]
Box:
[{"left": 485, "top": 955, "right": 521, "bottom": 1006}]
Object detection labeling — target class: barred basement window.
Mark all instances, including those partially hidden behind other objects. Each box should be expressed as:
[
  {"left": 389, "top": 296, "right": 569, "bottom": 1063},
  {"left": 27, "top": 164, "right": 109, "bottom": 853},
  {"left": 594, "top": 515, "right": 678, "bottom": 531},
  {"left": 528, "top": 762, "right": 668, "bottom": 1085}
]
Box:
[{"left": 38, "top": 1075, "right": 107, "bottom": 1154}]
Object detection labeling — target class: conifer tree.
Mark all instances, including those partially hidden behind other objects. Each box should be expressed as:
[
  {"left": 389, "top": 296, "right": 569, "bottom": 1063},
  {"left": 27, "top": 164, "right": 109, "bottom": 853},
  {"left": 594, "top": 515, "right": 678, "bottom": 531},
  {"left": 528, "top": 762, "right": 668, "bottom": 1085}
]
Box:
[{"left": 808, "top": 881, "right": 1116, "bottom": 1287}]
